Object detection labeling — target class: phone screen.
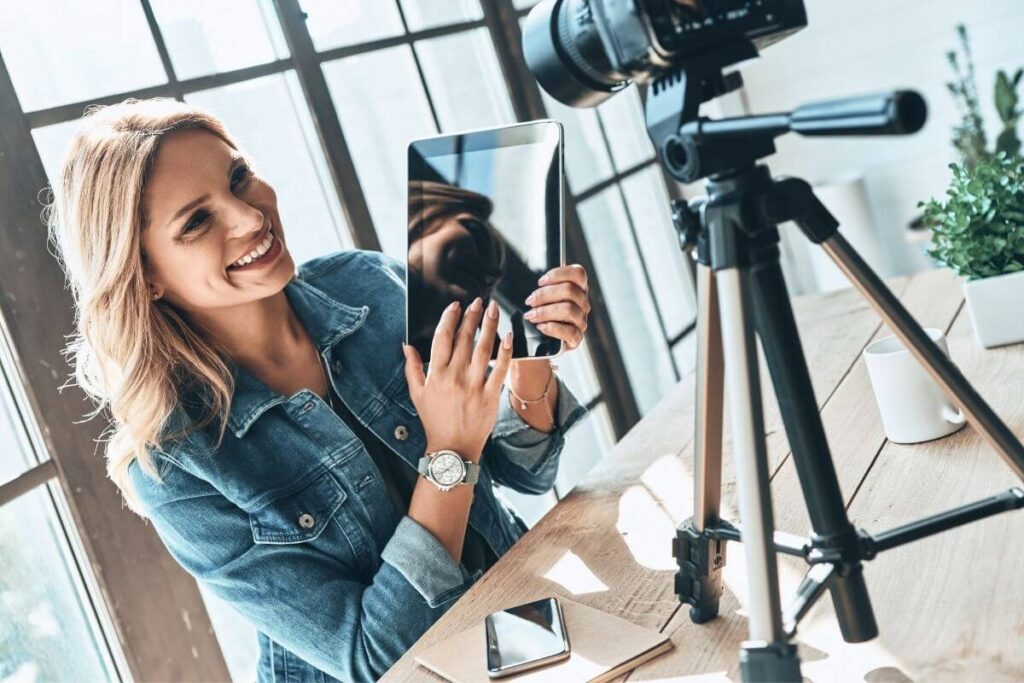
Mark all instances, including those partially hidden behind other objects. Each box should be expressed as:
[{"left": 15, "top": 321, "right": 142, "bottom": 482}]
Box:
[{"left": 485, "top": 597, "right": 569, "bottom": 676}]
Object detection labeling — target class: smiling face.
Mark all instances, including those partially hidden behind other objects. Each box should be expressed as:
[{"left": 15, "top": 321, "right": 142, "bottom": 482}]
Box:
[{"left": 140, "top": 128, "right": 295, "bottom": 314}]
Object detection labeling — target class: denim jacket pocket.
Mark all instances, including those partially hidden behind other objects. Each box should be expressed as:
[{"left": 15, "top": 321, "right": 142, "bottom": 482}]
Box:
[{"left": 248, "top": 470, "right": 347, "bottom": 544}]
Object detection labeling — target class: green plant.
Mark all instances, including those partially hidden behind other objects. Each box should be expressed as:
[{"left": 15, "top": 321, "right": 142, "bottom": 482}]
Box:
[
  {"left": 995, "top": 68, "right": 1023, "bottom": 158},
  {"left": 946, "top": 24, "right": 989, "bottom": 169},
  {"left": 922, "top": 152, "right": 1024, "bottom": 280}
]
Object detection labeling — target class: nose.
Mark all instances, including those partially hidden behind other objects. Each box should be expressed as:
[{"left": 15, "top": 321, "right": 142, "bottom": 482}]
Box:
[{"left": 226, "top": 197, "right": 266, "bottom": 242}]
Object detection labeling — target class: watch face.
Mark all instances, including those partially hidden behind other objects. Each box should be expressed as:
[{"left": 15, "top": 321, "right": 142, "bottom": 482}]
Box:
[{"left": 429, "top": 452, "right": 465, "bottom": 486}]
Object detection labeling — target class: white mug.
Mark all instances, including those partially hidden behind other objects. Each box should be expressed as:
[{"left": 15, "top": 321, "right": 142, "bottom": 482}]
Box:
[{"left": 863, "top": 328, "right": 966, "bottom": 444}]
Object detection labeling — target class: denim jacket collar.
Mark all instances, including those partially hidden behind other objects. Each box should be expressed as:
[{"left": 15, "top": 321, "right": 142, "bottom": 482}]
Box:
[{"left": 225, "top": 275, "right": 369, "bottom": 439}]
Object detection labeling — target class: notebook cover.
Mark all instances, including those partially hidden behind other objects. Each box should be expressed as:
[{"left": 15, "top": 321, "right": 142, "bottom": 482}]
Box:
[{"left": 413, "top": 596, "right": 674, "bottom": 682}]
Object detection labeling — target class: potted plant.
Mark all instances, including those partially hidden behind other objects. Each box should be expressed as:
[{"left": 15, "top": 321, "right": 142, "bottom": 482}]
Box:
[{"left": 921, "top": 152, "right": 1024, "bottom": 348}]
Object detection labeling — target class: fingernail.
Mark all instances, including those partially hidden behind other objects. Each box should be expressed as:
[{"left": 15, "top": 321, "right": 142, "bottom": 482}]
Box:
[
  {"left": 470, "top": 296, "right": 482, "bottom": 312},
  {"left": 525, "top": 292, "right": 537, "bottom": 306},
  {"left": 487, "top": 300, "right": 498, "bottom": 318},
  {"left": 524, "top": 309, "right": 536, "bottom": 320},
  {"left": 448, "top": 300, "right": 460, "bottom": 312},
  {"left": 538, "top": 274, "right": 549, "bottom": 285},
  {"left": 503, "top": 331, "right": 513, "bottom": 349}
]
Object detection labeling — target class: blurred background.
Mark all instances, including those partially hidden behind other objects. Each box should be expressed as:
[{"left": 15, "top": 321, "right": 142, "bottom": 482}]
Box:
[{"left": 0, "top": 0, "right": 1021, "bottom": 680}]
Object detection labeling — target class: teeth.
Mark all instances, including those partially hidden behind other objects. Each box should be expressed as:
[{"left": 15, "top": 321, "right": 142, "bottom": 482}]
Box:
[{"left": 230, "top": 230, "right": 274, "bottom": 269}]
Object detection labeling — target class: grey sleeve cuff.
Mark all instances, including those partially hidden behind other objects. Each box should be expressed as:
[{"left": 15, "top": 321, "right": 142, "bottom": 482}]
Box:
[{"left": 380, "top": 515, "right": 472, "bottom": 608}]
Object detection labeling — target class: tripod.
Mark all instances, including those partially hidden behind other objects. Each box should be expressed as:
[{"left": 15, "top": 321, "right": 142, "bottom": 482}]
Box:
[{"left": 646, "top": 44, "right": 1024, "bottom": 682}]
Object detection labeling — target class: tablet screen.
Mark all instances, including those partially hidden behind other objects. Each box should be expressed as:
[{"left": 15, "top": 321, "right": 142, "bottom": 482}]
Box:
[{"left": 406, "top": 120, "right": 563, "bottom": 362}]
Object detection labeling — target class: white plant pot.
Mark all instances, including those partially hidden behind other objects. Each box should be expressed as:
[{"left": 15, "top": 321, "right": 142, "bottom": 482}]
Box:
[{"left": 963, "top": 270, "right": 1024, "bottom": 348}]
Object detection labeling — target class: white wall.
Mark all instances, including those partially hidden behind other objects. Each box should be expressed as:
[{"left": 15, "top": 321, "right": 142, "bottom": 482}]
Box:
[{"left": 726, "top": 0, "right": 1024, "bottom": 283}]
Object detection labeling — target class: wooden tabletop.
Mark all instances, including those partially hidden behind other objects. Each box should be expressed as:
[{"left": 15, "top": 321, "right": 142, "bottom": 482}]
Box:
[{"left": 384, "top": 269, "right": 1024, "bottom": 682}]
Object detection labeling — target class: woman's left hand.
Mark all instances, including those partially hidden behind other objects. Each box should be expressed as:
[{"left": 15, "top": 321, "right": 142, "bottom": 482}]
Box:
[{"left": 522, "top": 264, "right": 591, "bottom": 353}]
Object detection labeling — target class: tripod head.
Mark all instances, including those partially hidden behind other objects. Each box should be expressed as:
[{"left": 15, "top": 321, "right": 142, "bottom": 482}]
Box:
[{"left": 644, "top": 41, "right": 928, "bottom": 184}]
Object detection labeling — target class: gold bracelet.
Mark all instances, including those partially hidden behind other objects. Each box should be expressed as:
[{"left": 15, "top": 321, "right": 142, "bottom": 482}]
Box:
[{"left": 508, "top": 362, "right": 558, "bottom": 430}]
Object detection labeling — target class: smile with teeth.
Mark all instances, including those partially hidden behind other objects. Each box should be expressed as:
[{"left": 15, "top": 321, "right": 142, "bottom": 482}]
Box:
[{"left": 228, "top": 228, "right": 276, "bottom": 270}]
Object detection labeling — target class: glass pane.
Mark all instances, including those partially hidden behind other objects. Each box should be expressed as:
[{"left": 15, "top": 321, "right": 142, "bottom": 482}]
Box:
[
  {"left": 324, "top": 46, "right": 438, "bottom": 259},
  {"left": 556, "top": 337, "right": 601, "bottom": 406},
  {"left": 539, "top": 90, "right": 614, "bottom": 194},
  {"left": 0, "top": 0, "right": 166, "bottom": 112},
  {"left": 32, "top": 119, "right": 87, "bottom": 196},
  {"left": 0, "top": 372, "right": 48, "bottom": 483},
  {"left": 399, "top": 0, "right": 483, "bottom": 31},
  {"left": 415, "top": 28, "right": 516, "bottom": 132},
  {"left": 513, "top": 0, "right": 541, "bottom": 9},
  {"left": 554, "top": 403, "right": 615, "bottom": 497},
  {"left": 197, "top": 582, "right": 258, "bottom": 682},
  {"left": 577, "top": 188, "right": 677, "bottom": 415},
  {"left": 596, "top": 84, "right": 655, "bottom": 170},
  {"left": 149, "top": 0, "right": 288, "bottom": 81},
  {"left": 186, "top": 71, "right": 354, "bottom": 265},
  {"left": 672, "top": 333, "right": 697, "bottom": 378},
  {"left": 300, "top": 0, "right": 404, "bottom": 52},
  {"left": 0, "top": 484, "right": 118, "bottom": 681},
  {"left": 620, "top": 165, "right": 696, "bottom": 338}
]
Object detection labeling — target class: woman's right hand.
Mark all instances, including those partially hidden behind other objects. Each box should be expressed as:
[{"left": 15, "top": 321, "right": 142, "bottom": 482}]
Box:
[{"left": 402, "top": 297, "right": 513, "bottom": 462}]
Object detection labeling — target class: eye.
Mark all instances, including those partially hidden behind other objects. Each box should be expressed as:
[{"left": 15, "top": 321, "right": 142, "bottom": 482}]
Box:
[{"left": 182, "top": 164, "right": 253, "bottom": 234}]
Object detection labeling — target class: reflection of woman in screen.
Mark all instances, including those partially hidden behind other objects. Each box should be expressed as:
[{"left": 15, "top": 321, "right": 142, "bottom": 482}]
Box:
[{"left": 408, "top": 181, "right": 510, "bottom": 359}]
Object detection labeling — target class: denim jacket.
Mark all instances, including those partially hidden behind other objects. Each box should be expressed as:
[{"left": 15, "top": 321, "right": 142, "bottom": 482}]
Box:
[{"left": 128, "top": 248, "right": 587, "bottom": 682}]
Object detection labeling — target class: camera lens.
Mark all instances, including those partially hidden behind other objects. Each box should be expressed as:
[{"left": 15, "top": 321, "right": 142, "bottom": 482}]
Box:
[{"left": 523, "top": 0, "right": 628, "bottom": 107}]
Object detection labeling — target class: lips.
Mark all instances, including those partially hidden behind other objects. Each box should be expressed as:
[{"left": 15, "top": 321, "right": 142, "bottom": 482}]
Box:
[{"left": 228, "top": 222, "right": 272, "bottom": 268}]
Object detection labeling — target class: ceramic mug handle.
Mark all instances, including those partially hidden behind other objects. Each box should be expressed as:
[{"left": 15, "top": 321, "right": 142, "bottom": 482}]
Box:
[{"left": 943, "top": 405, "right": 966, "bottom": 426}]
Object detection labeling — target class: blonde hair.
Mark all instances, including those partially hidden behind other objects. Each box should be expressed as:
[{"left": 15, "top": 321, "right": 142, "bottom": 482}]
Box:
[
  {"left": 408, "top": 180, "right": 507, "bottom": 272},
  {"left": 42, "top": 97, "right": 247, "bottom": 516}
]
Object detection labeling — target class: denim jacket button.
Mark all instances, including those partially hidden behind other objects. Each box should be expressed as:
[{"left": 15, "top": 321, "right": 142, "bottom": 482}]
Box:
[
  {"left": 298, "top": 513, "right": 315, "bottom": 529},
  {"left": 301, "top": 400, "right": 316, "bottom": 413},
  {"left": 394, "top": 425, "right": 409, "bottom": 441}
]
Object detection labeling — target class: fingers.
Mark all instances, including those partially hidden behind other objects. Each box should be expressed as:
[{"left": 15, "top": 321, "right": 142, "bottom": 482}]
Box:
[
  {"left": 538, "top": 264, "right": 588, "bottom": 292},
  {"left": 524, "top": 300, "right": 588, "bottom": 333},
  {"left": 402, "top": 343, "right": 425, "bottom": 398},
  {"left": 450, "top": 296, "right": 484, "bottom": 369},
  {"left": 525, "top": 281, "right": 590, "bottom": 313},
  {"left": 430, "top": 300, "right": 461, "bottom": 368},
  {"left": 534, "top": 320, "right": 585, "bottom": 350},
  {"left": 485, "top": 329, "right": 515, "bottom": 395},
  {"left": 469, "top": 299, "right": 500, "bottom": 384}
]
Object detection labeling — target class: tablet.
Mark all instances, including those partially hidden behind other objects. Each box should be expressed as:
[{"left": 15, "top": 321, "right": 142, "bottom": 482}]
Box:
[{"left": 406, "top": 120, "right": 564, "bottom": 363}]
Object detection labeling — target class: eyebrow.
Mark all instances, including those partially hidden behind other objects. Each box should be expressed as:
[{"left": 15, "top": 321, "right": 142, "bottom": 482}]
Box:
[{"left": 166, "top": 151, "right": 246, "bottom": 233}]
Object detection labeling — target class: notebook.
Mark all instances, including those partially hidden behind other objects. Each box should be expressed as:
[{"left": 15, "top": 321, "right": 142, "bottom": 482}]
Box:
[{"left": 414, "top": 595, "right": 674, "bottom": 682}]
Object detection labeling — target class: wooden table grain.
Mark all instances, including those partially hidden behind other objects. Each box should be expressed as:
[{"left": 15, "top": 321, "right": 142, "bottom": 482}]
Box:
[{"left": 384, "top": 269, "right": 1024, "bottom": 682}]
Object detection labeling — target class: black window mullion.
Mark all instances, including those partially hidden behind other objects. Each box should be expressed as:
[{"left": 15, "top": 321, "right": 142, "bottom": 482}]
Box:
[
  {"left": 137, "top": 0, "right": 185, "bottom": 102},
  {"left": 271, "top": 0, "right": 381, "bottom": 250},
  {"left": 394, "top": 1, "right": 443, "bottom": 133}
]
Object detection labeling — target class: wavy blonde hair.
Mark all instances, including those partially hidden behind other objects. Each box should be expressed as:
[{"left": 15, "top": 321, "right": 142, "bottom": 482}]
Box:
[{"left": 42, "top": 97, "right": 246, "bottom": 516}]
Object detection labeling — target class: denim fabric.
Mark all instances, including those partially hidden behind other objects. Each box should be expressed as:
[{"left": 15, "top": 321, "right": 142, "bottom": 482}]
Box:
[{"left": 128, "top": 249, "right": 587, "bottom": 682}]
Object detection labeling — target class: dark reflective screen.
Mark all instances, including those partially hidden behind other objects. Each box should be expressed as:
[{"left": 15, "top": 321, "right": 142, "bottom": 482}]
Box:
[{"left": 407, "top": 121, "right": 563, "bottom": 362}]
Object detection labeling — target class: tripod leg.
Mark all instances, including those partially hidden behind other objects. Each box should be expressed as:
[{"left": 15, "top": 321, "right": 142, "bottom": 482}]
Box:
[
  {"left": 747, "top": 254, "right": 879, "bottom": 644},
  {"left": 822, "top": 233, "right": 1024, "bottom": 481},
  {"left": 676, "top": 263, "right": 728, "bottom": 623},
  {"left": 715, "top": 269, "right": 785, "bottom": 640}
]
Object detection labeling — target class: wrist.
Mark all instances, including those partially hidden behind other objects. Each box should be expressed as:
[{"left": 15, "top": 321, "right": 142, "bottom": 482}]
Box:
[{"left": 425, "top": 443, "right": 482, "bottom": 464}]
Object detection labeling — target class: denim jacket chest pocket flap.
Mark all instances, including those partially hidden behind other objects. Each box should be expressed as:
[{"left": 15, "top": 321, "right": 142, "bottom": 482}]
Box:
[{"left": 248, "top": 470, "right": 347, "bottom": 544}]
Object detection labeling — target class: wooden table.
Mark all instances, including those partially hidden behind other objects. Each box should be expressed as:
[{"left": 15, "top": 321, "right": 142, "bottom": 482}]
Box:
[{"left": 385, "top": 269, "right": 1024, "bottom": 682}]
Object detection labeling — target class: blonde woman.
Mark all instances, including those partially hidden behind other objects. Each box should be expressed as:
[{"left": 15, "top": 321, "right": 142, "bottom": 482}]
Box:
[{"left": 43, "top": 98, "right": 591, "bottom": 682}]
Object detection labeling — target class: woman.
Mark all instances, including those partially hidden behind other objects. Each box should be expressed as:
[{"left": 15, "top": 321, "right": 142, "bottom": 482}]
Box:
[{"left": 43, "top": 98, "right": 592, "bottom": 682}]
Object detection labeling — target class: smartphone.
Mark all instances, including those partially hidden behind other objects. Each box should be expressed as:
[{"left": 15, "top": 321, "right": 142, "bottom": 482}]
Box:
[{"left": 485, "top": 597, "right": 571, "bottom": 678}]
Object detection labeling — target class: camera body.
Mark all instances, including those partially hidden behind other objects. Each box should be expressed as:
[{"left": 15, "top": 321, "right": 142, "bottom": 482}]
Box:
[{"left": 524, "top": 0, "right": 807, "bottom": 107}]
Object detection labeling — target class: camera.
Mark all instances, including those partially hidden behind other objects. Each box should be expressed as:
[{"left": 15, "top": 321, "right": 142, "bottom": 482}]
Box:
[{"left": 523, "top": 0, "right": 808, "bottom": 107}]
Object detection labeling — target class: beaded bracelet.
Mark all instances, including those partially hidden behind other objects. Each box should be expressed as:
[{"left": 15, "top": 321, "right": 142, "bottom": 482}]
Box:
[{"left": 508, "top": 361, "right": 558, "bottom": 430}]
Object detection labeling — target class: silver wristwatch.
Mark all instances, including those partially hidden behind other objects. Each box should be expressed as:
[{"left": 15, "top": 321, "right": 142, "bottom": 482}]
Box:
[{"left": 417, "top": 450, "right": 480, "bottom": 492}]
